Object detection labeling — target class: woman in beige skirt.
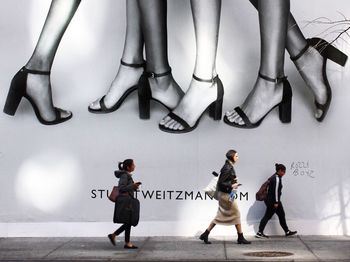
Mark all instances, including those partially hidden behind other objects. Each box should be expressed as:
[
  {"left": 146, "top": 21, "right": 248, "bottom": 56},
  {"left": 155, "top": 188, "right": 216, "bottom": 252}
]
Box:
[{"left": 200, "top": 149, "right": 251, "bottom": 244}]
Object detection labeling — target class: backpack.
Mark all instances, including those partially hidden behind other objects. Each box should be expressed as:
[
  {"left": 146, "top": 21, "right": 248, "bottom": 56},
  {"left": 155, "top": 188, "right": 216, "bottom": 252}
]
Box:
[{"left": 255, "top": 175, "right": 275, "bottom": 201}]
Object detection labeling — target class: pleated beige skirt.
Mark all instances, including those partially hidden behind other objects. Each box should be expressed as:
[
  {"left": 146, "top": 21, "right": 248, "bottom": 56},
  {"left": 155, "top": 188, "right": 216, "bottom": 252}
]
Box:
[{"left": 212, "top": 191, "right": 241, "bottom": 225}]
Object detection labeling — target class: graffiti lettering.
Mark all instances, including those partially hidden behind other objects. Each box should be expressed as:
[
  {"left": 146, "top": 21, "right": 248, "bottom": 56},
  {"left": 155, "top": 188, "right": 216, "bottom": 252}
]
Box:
[{"left": 290, "top": 161, "right": 315, "bottom": 178}]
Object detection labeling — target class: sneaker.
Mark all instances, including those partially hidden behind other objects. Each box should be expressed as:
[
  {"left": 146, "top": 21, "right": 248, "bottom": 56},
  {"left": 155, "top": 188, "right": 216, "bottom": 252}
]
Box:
[
  {"left": 255, "top": 232, "right": 269, "bottom": 238},
  {"left": 285, "top": 230, "right": 297, "bottom": 237}
]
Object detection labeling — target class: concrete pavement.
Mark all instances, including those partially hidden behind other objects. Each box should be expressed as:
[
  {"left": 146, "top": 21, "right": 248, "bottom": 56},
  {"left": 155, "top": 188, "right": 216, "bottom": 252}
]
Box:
[{"left": 0, "top": 235, "right": 349, "bottom": 261}]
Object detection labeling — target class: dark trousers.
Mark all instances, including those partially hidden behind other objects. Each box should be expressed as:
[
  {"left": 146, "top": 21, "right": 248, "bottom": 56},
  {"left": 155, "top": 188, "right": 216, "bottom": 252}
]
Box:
[
  {"left": 258, "top": 201, "right": 289, "bottom": 233},
  {"left": 114, "top": 224, "right": 131, "bottom": 242}
]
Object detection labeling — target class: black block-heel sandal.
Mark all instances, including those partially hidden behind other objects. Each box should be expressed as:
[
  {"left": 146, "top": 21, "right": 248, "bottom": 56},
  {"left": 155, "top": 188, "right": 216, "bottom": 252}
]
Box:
[
  {"left": 138, "top": 68, "right": 173, "bottom": 119},
  {"left": 159, "top": 74, "right": 224, "bottom": 133},
  {"left": 3, "top": 67, "right": 72, "bottom": 125},
  {"left": 224, "top": 73, "right": 292, "bottom": 129},
  {"left": 291, "top": 37, "right": 348, "bottom": 122},
  {"left": 88, "top": 60, "right": 145, "bottom": 114}
]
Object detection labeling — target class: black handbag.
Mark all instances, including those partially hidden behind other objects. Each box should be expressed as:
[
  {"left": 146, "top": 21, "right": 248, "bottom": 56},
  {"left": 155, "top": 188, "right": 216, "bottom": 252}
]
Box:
[{"left": 113, "top": 196, "right": 140, "bottom": 226}]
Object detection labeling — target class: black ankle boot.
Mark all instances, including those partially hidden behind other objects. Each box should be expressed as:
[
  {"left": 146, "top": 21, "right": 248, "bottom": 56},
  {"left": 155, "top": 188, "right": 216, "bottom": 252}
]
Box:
[
  {"left": 199, "top": 229, "right": 212, "bottom": 244},
  {"left": 237, "top": 233, "right": 251, "bottom": 244}
]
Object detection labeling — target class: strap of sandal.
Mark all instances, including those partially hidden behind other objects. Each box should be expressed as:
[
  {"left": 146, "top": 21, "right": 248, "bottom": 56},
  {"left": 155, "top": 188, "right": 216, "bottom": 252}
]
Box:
[
  {"left": 193, "top": 74, "right": 218, "bottom": 83},
  {"left": 290, "top": 43, "right": 309, "bottom": 62},
  {"left": 144, "top": 67, "right": 172, "bottom": 78},
  {"left": 259, "top": 72, "right": 287, "bottom": 84},
  {"left": 168, "top": 112, "right": 190, "bottom": 129},
  {"left": 99, "top": 95, "right": 108, "bottom": 111},
  {"left": 120, "top": 60, "right": 146, "bottom": 68},
  {"left": 22, "top": 66, "right": 50, "bottom": 75},
  {"left": 234, "top": 106, "right": 253, "bottom": 128}
]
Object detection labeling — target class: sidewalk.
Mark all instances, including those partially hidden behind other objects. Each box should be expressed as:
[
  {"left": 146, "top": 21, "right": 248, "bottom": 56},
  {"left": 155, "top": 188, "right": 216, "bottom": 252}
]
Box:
[{"left": 0, "top": 235, "right": 349, "bottom": 261}]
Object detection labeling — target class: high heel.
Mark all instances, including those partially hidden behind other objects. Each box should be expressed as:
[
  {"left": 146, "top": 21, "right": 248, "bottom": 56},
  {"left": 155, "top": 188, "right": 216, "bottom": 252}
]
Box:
[
  {"left": 224, "top": 73, "right": 292, "bottom": 128},
  {"left": 138, "top": 68, "right": 173, "bottom": 119},
  {"left": 3, "top": 67, "right": 72, "bottom": 125},
  {"left": 88, "top": 60, "right": 145, "bottom": 114},
  {"left": 291, "top": 37, "right": 348, "bottom": 122},
  {"left": 159, "top": 74, "right": 224, "bottom": 133}
]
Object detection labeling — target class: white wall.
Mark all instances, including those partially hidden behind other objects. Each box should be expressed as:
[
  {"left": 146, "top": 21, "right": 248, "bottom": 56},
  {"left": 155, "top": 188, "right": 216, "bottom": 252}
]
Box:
[{"left": 0, "top": 0, "right": 349, "bottom": 237}]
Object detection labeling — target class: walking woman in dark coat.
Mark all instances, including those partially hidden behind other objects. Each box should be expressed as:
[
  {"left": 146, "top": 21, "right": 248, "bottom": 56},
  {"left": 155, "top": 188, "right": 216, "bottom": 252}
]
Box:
[
  {"left": 108, "top": 159, "right": 141, "bottom": 249},
  {"left": 199, "top": 149, "right": 251, "bottom": 245}
]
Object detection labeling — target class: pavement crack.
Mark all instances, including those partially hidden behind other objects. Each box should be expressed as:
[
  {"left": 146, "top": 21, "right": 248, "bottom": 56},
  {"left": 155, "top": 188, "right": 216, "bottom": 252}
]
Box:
[
  {"left": 223, "top": 239, "right": 228, "bottom": 260},
  {"left": 42, "top": 238, "right": 73, "bottom": 259},
  {"left": 134, "top": 236, "right": 151, "bottom": 259},
  {"left": 298, "top": 235, "right": 321, "bottom": 262}
]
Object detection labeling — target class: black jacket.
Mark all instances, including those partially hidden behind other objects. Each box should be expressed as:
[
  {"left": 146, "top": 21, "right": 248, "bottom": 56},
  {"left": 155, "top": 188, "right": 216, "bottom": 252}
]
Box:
[
  {"left": 267, "top": 173, "right": 283, "bottom": 204},
  {"left": 217, "top": 160, "right": 237, "bottom": 193},
  {"left": 114, "top": 170, "right": 135, "bottom": 196}
]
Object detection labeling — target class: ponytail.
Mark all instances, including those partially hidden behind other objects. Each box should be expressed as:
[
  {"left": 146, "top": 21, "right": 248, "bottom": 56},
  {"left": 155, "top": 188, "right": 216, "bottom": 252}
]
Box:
[{"left": 118, "top": 159, "right": 134, "bottom": 171}]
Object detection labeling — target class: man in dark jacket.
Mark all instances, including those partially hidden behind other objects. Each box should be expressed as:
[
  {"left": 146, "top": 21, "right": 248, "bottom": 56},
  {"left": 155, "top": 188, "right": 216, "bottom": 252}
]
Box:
[{"left": 255, "top": 163, "right": 297, "bottom": 238}]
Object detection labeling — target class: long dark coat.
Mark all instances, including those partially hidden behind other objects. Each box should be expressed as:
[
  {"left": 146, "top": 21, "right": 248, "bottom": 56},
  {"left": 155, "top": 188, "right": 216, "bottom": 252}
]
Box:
[{"left": 113, "top": 170, "right": 140, "bottom": 226}]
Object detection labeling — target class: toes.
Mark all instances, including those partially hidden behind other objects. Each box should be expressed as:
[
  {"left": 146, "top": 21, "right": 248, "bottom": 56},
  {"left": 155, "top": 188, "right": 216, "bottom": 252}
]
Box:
[
  {"left": 89, "top": 99, "right": 101, "bottom": 110},
  {"left": 225, "top": 110, "right": 235, "bottom": 117},
  {"left": 232, "top": 114, "right": 244, "bottom": 125},
  {"left": 165, "top": 119, "right": 175, "bottom": 128},
  {"left": 227, "top": 110, "right": 237, "bottom": 122},
  {"left": 226, "top": 109, "right": 244, "bottom": 125},
  {"left": 159, "top": 116, "right": 171, "bottom": 126},
  {"left": 58, "top": 108, "right": 72, "bottom": 119},
  {"left": 161, "top": 117, "right": 184, "bottom": 131},
  {"left": 314, "top": 108, "right": 323, "bottom": 119},
  {"left": 168, "top": 120, "right": 178, "bottom": 130},
  {"left": 173, "top": 122, "right": 184, "bottom": 131}
]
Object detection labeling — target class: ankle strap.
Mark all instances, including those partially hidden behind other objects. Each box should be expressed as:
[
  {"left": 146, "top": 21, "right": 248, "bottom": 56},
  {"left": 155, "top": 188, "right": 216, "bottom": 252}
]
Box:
[
  {"left": 259, "top": 72, "right": 287, "bottom": 84},
  {"left": 144, "top": 68, "right": 172, "bottom": 78},
  {"left": 120, "top": 60, "right": 145, "bottom": 68},
  {"left": 290, "top": 43, "right": 309, "bottom": 61},
  {"left": 22, "top": 66, "right": 50, "bottom": 75},
  {"left": 193, "top": 74, "right": 218, "bottom": 83}
]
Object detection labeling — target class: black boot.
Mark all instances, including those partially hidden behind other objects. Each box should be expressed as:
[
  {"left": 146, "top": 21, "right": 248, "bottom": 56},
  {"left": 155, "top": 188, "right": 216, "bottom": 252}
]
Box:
[
  {"left": 237, "top": 233, "right": 251, "bottom": 244},
  {"left": 199, "top": 229, "right": 212, "bottom": 244}
]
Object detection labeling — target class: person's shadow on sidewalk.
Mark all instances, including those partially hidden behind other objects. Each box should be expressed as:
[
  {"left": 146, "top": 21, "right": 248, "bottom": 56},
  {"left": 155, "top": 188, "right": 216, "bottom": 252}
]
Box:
[{"left": 246, "top": 200, "right": 266, "bottom": 233}]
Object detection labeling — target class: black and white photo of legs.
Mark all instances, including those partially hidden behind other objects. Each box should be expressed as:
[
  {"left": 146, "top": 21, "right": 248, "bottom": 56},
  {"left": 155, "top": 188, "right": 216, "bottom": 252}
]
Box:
[
  {"left": 224, "top": 0, "right": 292, "bottom": 128},
  {"left": 224, "top": 0, "right": 348, "bottom": 127},
  {"left": 159, "top": 0, "right": 223, "bottom": 133},
  {"left": 3, "top": 0, "right": 81, "bottom": 125},
  {"left": 137, "top": 0, "right": 184, "bottom": 119},
  {"left": 88, "top": 0, "right": 145, "bottom": 114}
]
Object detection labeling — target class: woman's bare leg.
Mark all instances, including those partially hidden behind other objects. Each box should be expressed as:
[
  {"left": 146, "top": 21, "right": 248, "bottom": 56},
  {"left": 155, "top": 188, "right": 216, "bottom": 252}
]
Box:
[
  {"left": 226, "top": 0, "right": 290, "bottom": 125},
  {"left": 24, "top": 0, "right": 81, "bottom": 121},
  {"left": 159, "top": 0, "right": 221, "bottom": 131},
  {"left": 245, "top": 0, "right": 334, "bottom": 119},
  {"left": 89, "top": 0, "right": 144, "bottom": 111},
  {"left": 137, "top": 0, "right": 183, "bottom": 110}
]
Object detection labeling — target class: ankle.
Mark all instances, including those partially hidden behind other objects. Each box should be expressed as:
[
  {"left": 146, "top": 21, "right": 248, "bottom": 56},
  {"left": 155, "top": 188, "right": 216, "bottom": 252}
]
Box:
[
  {"left": 121, "top": 56, "right": 145, "bottom": 66},
  {"left": 259, "top": 69, "right": 285, "bottom": 80},
  {"left": 148, "top": 74, "right": 173, "bottom": 91},
  {"left": 25, "top": 60, "right": 51, "bottom": 72}
]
